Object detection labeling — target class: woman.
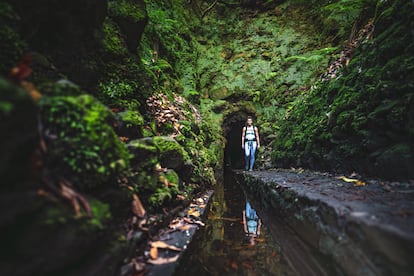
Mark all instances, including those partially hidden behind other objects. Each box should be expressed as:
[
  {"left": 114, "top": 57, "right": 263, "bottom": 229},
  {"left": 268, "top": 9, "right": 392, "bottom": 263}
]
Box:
[
  {"left": 243, "top": 199, "right": 262, "bottom": 246},
  {"left": 241, "top": 116, "right": 260, "bottom": 171}
]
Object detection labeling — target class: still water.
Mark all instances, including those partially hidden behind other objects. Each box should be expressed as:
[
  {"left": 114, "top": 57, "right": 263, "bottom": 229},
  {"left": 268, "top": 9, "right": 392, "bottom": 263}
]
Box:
[{"left": 175, "top": 171, "right": 294, "bottom": 275}]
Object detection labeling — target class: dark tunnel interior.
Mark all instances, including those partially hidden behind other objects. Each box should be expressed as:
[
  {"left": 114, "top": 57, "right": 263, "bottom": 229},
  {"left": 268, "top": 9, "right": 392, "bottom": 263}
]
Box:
[{"left": 223, "top": 111, "right": 255, "bottom": 169}]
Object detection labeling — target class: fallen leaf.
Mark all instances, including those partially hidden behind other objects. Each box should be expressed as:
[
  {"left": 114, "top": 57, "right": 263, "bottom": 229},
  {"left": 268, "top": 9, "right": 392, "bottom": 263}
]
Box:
[
  {"left": 178, "top": 225, "right": 192, "bottom": 231},
  {"left": 188, "top": 208, "right": 200, "bottom": 217},
  {"left": 176, "top": 194, "right": 186, "bottom": 201},
  {"left": 59, "top": 180, "right": 92, "bottom": 218},
  {"left": 132, "top": 194, "right": 146, "bottom": 218},
  {"left": 230, "top": 261, "right": 238, "bottom": 270},
  {"left": 146, "top": 255, "right": 179, "bottom": 265},
  {"left": 151, "top": 241, "right": 182, "bottom": 251},
  {"left": 338, "top": 176, "right": 366, "bottom": 186},
  {"left": 354, "top": 181, "right": 366, "bottom": 187},
  {"left": 183, "top": 217, "right": 205, "bottom": 226},
  {"left": 150, "top": 247, "right": 158, "bottom": 259},
  {"left": 9, "top": 54, "right": 32, "bottom": 82},
  {"left": 21, "top": 81, "right": 42, "bottom": 102}
]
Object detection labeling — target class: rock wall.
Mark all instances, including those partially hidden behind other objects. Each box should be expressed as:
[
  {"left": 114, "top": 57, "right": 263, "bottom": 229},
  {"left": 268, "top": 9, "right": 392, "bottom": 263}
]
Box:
[
  {"left": 270, "top": 0, "right": 414, "bottom": 179},
  {"left": 0, "top": 0, "right": 223, "bottom": 275}
]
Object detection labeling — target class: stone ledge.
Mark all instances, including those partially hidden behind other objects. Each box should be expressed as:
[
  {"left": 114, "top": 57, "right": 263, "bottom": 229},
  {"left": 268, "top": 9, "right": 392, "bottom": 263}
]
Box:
[{"left": 234, "top": 169, "right": 414, "bottom": 276}]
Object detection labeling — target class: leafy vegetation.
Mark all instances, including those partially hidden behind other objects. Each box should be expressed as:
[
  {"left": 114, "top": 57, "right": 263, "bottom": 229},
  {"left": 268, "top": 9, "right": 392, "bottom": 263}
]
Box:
[
  {"left": 271, "top": 0, "right": 414, "bottom": 178},
  {"left": 39, "top": 94, "right": 131, "bottom": 191},
  {"left": 108, "top": 0, "right": 147, "bottom": 22}
]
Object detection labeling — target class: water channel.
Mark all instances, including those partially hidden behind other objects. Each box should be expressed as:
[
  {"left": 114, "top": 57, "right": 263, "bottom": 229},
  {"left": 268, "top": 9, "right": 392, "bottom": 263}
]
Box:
[{"left": 175, "top": 170, "right": 295, "bottom": 275}]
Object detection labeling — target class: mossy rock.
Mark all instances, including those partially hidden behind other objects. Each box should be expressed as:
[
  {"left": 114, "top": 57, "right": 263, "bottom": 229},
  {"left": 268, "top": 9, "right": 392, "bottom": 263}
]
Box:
[
  {"left": 372, "top": 143, "right": 414, "bottom": 179},
  {"left": 39, "top": 79, "right": 83, "bottom": 97},
  {"left": 152, "top": 136, "right": 188, "bottom": 170},
  {"left": 108, "top": 0, "right": 148, "bottom": 51},
  {"left": 127, "top": 138, "right": 158, "bottom": 169},
  {"left": 101, "top": 18, "right": 129, "bottom": 56},
  {"left": 114, "top": 110, "right": 144, "bottom": 138},
  {"left": 39, "top": 94, "right": 130, "bottom": 191},
  {"left": 163, "top": 169, "right": 179, "bottom": 186},
  {"left": 2, "top": 194, "right": 127, "bottom": 276},
  {"left": 0, "top": 77, "right": 37, "bottom": 187}
]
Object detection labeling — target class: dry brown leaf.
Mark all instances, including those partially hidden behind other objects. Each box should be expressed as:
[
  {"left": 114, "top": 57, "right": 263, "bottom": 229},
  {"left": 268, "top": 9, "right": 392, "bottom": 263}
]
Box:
[
  {"left": 151, "top": 241, "right": 182, "bottom": 252},
  {"left": 21, "top": 81, "right": 42, "bottom": 102},
  {"left": 147, "top": 255, "right": 179, "bottom": 265},
  {"left": 132, "top": 194, "right": 146, "bottom": 218},
  {"left": 176, "top": 194, "right": 186, "bottom": 201},
  {"left": 183, "top": 217, "right": 205, "bottom": 226},
  {"left": 188, "top": 208, "right": 200, "bottom": 217},
  {"left": 59, "top": 180, "right": 92, "bottom": 218},
  {"left": 178, "top": 225, "right": 192, "bottom": 231},
  {"left": 230, "top": 261, "right": 238, "bottom": 270},
  {"left": 150, "top": 247, "right": 158, "bottom": 259}
]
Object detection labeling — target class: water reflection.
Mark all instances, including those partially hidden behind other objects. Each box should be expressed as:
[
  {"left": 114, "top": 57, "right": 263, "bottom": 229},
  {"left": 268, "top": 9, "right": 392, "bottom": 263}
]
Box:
[
  {"left": 175, "top": 171, "right": 293, "bottom": 275},
  {"left": 243, "top": 199, "right": 262, "bottom": 246}
]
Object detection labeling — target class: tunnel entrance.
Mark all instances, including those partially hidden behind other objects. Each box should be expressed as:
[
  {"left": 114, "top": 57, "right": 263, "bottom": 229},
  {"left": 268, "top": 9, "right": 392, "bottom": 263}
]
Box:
[{"left": 223, "top": 111, "right": 255, "bottom": 169}]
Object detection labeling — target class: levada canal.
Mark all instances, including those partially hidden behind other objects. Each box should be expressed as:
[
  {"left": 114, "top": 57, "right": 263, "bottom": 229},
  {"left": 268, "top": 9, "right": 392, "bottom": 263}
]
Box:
[{"left": 175, "top": 170, "right": 295, "bottom": 275}]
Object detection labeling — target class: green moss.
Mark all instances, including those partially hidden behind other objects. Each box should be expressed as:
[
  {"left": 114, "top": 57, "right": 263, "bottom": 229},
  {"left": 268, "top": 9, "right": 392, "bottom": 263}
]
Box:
[
  {"left": 43, "top": 197, "right": 111, "bottom": 231},
  {"left": 87, "top": 198, "right": 112, "bottom": 230},
  {"left": 108, "top": 0, "right": 147, "bottom": 22},
  {"left": 117, "top": 110, "right": 144, "bottom": 129},
  {"left": 152, "top": 136, "right": 189, "bottom": 168},
  {"left": 39, "top": 95, "right": 131, "bottom": 191},
  {"left": 101, "top": 18, "right": 128, "bottom": 55},
  {"left": 98, "top": 72, "right": 142, "bottom": 101},
  {"left": 271, "top": 0, "right": 414, "bottom": 178}
]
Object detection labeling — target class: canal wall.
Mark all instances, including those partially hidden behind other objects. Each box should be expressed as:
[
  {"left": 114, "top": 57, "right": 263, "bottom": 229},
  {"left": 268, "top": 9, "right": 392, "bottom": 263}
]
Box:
[{"left": 235, "top": 170, "right": 414, "bottom": 276}]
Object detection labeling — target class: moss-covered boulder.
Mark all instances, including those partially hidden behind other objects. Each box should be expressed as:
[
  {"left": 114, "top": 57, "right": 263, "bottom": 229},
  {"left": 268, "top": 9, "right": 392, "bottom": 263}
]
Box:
[
  {"left": 108, "top": 0, "right": 148, "bottom": 51},
  {"left": 271, "top": 0, "right": 414, "bottom": 179},
  {"left": 153, "top": 136, "right": 189, "bottom": 170},
  {"left": 114, "top": 110, "right": 144, "bottom": 138},
  {"left": 39, "top": 94, "right": 130, "bottom": 191},
  {"left": 127, "top": 138, "right": 158, "bottom": 169}
]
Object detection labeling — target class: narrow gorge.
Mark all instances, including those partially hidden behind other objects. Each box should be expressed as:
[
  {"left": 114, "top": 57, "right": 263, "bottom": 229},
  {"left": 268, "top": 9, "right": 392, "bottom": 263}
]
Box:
[{"left": 0, "top": 0, "right": 413, "bottom": 275}]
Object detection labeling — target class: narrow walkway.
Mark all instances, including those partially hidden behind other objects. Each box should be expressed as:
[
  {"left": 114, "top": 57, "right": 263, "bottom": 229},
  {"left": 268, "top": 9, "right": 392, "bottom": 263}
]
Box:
[{"left": 236, "top": 169, "right": 414, "bottom": 275}]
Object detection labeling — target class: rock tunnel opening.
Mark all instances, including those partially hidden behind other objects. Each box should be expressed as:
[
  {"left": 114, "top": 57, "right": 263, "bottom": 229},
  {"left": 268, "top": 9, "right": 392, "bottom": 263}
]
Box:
[{"left": 223, "top": 111, "right": 256, "bottom": 169}]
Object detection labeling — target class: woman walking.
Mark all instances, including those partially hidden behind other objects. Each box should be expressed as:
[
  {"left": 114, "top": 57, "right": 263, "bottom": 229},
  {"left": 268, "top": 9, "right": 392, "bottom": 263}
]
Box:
[{"left": 241, "top": 116, "right": 260, "bottom": 171}]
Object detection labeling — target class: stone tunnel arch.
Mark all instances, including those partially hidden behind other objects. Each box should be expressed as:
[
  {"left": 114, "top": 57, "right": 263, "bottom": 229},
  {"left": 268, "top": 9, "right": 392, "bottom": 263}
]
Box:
[{"left": 223, "top": 110, "right": 256, "bottom": 169}]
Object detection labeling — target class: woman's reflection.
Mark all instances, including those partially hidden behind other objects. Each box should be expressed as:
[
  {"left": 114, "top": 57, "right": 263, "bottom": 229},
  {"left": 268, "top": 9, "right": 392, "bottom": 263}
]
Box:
[{"left": 242, "top": 199, "right": 262, "bottom": 246}]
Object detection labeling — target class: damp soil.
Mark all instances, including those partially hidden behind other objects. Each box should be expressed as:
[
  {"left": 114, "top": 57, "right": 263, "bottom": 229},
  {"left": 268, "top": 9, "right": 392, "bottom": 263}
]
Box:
[{"left": 174, "top": 170, "right": 295, "bottom": 276}]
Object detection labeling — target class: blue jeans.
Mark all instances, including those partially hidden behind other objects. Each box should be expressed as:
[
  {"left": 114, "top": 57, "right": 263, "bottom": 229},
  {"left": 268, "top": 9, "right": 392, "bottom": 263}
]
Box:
[
  {"left": 244, "top": 141, "right": 257, "bottom": 170},
  {"left": 245, "top": 200, "right": 259, "bottom": 235}
]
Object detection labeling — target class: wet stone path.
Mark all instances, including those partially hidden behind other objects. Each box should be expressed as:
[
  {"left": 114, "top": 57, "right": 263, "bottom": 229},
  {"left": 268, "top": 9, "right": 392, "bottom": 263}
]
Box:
[
  {"left": 175, "top": 171, "right": 294, "bottom": 276},
  {"left": 235, "top": 168, "right": 414, "bottom": 276}
]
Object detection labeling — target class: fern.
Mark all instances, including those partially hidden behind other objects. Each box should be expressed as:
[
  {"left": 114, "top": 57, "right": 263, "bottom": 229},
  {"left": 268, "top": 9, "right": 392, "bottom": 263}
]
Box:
[
  {"left": 322, "top": 0, "right": 377, "bottom": 37},
  {"left": 285, "top": 47, "right": 338, "bottom": 63}
]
